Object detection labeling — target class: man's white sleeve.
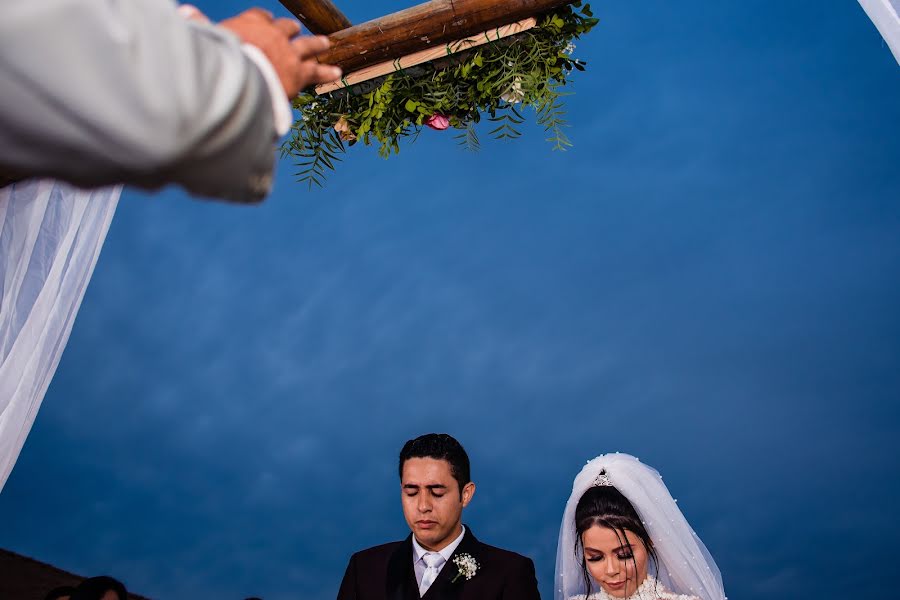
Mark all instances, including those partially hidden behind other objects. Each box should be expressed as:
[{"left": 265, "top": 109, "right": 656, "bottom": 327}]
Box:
[{"left": 0, "top": 0, "right": 286, "bottom": 202}]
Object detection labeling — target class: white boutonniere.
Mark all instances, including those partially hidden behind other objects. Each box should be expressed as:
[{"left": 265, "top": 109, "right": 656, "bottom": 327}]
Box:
[{"left": 450, "top": 553, "right": 480, "bottom": 583}]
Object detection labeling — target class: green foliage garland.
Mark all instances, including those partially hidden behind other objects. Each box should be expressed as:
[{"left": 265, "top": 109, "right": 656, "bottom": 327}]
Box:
[{"left": 284, "top": 2, "right": 599, "bottom": 187}]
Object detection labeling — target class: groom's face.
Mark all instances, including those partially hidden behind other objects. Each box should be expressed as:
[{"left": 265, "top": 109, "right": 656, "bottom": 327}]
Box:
[{"left": 401, "top": 457, "right": 474, "bottom": 551}]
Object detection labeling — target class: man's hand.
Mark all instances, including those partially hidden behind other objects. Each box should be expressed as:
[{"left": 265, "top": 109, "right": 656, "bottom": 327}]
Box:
[{"left": 220, "top": 8, "right": 341, "bottom": 99}]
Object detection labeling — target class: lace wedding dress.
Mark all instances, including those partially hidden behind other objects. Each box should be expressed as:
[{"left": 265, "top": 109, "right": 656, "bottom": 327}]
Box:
[{"left": 569, "top": 576, "right": 700, "bottom": 600}]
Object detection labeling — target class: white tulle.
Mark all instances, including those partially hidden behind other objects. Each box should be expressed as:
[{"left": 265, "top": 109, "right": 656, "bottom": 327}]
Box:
[
  {"left": 0, "top": 180, "right": 119, "bottom": 491},
  {"left": 859, "top": 0, "right": 900, "bottom": 64},
  {"left": 555, "top": 453, "right": 726, "bottom": 600}
]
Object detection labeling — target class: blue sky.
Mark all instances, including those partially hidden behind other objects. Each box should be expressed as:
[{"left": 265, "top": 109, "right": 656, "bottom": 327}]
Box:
[{"left": 2, "top": 1, "right": 899, "bottom": 599}]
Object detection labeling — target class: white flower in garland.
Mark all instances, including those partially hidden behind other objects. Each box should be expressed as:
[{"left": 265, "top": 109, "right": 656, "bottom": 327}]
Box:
[
  {"left": 451, "top": 553, "right": 480, "bottom": 583},
  {"left": 501, "top": 77, "right": 525, "bottom": 104}
]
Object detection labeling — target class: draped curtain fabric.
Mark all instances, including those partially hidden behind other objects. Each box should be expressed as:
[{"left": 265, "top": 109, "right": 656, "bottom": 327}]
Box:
[
  {"left": 859, "top": 0, "right": 900, "bottom": 63},
  {"left": 0, "top": 180, "right": 119, "bottom": 491}
]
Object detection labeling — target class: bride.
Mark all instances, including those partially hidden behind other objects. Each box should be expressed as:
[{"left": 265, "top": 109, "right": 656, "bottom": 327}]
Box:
[{"left": 555, "top": 453, "right": 726, "bottom": 600}]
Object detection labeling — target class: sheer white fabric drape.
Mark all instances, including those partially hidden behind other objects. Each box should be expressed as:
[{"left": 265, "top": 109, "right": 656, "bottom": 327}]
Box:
[
  {"left": 859, "top": 0, "right": 900, "bottom": 64},
  {"left": 0, "top": 180, "right": 119, "bottom": 491}
]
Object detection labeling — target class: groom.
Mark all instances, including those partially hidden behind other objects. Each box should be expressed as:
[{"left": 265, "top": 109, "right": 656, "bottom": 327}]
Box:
[{"left": 336, "top": 433, "right": 541, "bottom": 600}]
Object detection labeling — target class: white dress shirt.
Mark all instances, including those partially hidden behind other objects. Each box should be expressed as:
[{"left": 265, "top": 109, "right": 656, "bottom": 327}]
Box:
[
  {"left": 412, "top": 525, "right": 466, "bottom": 593},
  {"left": 238, "top": 44, "right": 292, "bottom": 136}
]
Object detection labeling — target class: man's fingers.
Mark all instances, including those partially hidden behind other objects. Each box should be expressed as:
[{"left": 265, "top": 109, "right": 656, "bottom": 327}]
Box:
[
  {"left": 302, "top": 62, "right": 343, "bottom": 85},
  {"left": 293, "top": 35, "right": 331, "bottom": 59},
  {"left": 274, "top": 18, "right": 301, "bottom": 38},
  {"left": 243, "top": 7, "right": 275, "bottom": 22},
  {"left": 221, "top": 11, "right": 341, "bottom": 96}
]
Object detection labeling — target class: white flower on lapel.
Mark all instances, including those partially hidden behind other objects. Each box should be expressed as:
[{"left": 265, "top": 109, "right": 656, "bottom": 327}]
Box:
[{"left": 450, "top": 553, "right": 480, "bottom": 583}]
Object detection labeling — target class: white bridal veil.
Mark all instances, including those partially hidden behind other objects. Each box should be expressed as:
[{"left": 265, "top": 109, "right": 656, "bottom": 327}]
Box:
[
  {"left": 555, "top": 453, "right": 726, "bottom": 600},
  {"left": 0, "top": 180, "right": 120, "bottom": 491}
]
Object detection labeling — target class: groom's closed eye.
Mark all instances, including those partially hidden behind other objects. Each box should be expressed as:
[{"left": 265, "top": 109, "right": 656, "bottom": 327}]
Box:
[
  {"left": 426, "top": 485, "right": 447, "bottom": 498},
  {"left": 403, "top": 484, "right": 448, "bottom": 497}
]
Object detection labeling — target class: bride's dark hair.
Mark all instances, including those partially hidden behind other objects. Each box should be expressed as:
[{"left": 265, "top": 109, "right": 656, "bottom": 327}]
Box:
[{"left": 574, "top": 481, "right": 659, "bottom": 594}]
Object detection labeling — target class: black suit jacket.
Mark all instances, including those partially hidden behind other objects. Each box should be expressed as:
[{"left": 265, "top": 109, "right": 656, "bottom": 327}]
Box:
[{"left": 336, "top": 528, "right": 541, "bottom": 600}]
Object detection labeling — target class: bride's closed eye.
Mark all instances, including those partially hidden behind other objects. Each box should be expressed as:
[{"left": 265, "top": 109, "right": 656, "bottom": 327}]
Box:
[
  {"left": 586, "top": 553, "right": 634, "bottom": 563},
  {"left": 585, "top": 546, "right": 635, "bottom": 562}
]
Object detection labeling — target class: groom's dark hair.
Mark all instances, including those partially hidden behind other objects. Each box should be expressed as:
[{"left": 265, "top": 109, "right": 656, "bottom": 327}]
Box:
[
  {"left": 399, "top": 433, "right": 471, "bottom": 495},
  {"left": 71, "top": 576, "right": 127, "bottom": 600}
]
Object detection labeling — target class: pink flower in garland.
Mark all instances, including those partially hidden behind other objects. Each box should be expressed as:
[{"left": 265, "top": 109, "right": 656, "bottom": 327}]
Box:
[{"left": 425, "top": 114, "right": 450, "bottom": 130}]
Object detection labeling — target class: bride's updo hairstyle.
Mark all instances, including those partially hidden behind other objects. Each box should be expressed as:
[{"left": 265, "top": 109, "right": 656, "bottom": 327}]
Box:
[{"left": 574, "top": 482, "right": 658, "bottom": 594}]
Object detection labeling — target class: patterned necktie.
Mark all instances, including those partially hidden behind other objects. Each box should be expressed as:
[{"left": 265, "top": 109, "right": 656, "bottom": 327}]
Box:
[{"left": 419, "top": 551, "right": 445, "bottom": 597}]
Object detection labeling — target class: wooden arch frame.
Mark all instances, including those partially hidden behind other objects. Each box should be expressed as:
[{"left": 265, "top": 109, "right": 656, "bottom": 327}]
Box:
[{"left": 279, "top": 0, "right": 581, "bottom": 74}]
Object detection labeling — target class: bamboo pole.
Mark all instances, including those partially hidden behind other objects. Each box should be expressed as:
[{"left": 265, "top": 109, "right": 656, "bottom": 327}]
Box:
[
  {"left": 278, "top": 0, "right": 352, "bottom": 35},
  {"left": 318, "top": 0, "right": 576, "bottom": 73},
  {"left": 315, "top": 18, "right": 537, "bottom": 95}
]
